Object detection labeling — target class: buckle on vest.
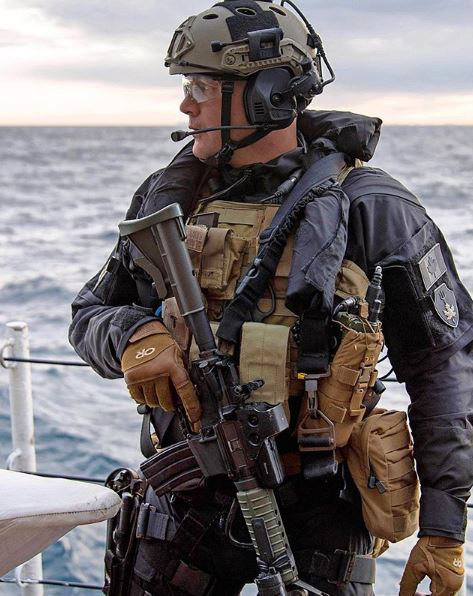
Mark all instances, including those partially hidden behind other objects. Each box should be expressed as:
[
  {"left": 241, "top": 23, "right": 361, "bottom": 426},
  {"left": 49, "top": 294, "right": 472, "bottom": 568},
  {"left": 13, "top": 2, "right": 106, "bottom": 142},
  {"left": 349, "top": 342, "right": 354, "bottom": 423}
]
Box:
[
  {"left": 297, "top": 372, "right": 334, "bottom": 453},
  {"left": 328, "top": 550, "right": 356, "bottom": 584},
  {"left": 136, "top": 503, "right": 171, "bottom": 541}
]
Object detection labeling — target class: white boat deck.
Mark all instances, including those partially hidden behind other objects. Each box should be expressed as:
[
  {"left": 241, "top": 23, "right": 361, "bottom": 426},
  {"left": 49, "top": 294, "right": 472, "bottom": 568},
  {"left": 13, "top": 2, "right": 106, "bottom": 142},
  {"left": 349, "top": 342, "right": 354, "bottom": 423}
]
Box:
[{"left": 0, "top": 469, "right": 120, "bottom": 577}]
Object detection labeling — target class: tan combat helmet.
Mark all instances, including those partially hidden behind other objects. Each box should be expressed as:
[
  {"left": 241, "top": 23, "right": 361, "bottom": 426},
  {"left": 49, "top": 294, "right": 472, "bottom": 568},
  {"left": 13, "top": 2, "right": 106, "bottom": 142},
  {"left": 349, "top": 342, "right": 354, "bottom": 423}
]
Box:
[
  {"left": 166, "top": 0, "right": 334, "bottom": 165},
  {"left": 166, "top": 1, "right": 320, "bottom": 79}
]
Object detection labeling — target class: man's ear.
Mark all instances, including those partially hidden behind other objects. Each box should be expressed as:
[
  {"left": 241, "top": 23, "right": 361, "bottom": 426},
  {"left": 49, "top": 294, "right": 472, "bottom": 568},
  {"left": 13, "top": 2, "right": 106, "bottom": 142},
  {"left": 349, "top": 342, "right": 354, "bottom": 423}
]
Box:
[{"left": 244, "top": 68, "right": 296, "bottom": 128}]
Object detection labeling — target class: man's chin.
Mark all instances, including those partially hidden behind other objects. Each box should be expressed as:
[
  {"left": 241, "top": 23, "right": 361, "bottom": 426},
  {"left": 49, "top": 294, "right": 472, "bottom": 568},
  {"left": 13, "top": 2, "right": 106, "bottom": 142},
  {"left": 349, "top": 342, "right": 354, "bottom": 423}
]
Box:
[{"left": 192, "top": 142, "right": 220, "bottom": 162}]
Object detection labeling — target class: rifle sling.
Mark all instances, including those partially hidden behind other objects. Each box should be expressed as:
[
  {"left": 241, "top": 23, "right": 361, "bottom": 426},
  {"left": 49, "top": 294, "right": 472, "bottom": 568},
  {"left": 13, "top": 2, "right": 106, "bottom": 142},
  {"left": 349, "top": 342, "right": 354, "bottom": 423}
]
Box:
[{"left": 216, "top": 152, "right": 348, "bottom": 374}]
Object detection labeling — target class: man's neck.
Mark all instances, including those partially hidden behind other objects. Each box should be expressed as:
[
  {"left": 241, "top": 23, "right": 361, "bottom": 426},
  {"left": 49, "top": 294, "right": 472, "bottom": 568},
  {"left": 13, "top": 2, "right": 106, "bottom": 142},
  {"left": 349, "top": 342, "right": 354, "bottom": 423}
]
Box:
[{"left": 229, "top": 122, "right": 298, "bottom": 168}]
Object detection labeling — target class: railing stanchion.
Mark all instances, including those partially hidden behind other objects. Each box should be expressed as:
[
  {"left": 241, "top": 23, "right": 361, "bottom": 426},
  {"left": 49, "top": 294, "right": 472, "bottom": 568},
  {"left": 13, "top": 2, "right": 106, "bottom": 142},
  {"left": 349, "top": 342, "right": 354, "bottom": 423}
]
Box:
[{"left": 6, "top": 321, "right": 44, "bottom": 596}]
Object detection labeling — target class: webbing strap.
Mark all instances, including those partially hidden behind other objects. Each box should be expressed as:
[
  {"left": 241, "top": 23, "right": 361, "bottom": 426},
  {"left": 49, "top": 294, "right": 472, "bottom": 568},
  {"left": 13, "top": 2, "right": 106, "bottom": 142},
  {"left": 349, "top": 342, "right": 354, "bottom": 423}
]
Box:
[
  {"left": 296, "top": 548, "right": 376, "bottom": 584},
  {"left": 133, "top": 548, "right": 214, "bottom": 596},
  {"left": 220, "top": 80, "right": 234, "bottom": 148},
  {"left": 297, "top": 309, "right": 331, "bottom": 373},
  {"left": 136, "top": 503, "right": 175, "bottom": 541},
  {"left": 136, "top": 501, "right": 217, "bottom": 558},
  {"left": 384, "top": 430, "right": 411, "bottom": 453},
  {"left": 261, "top": 152, "right": 348, "bottom": 237},
  {"left": 138, "top": 405, "right": 157, "bottom": 458},
  {"left": 391, "top": 484, "right": 418, "bottom": 507},
  {"left": 217, "top": 79, "right": 273, "bottom": 165},
  {"left": 388, "top": 457, "right": 414, "bottom": 479}
]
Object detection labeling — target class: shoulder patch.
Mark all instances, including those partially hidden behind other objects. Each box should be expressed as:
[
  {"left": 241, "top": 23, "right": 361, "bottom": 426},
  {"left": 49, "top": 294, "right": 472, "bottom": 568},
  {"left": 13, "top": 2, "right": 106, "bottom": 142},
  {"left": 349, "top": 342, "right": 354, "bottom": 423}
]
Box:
[
  {"left": 418, "top": 243, "right": 447, "bottom": 291},
  {"left": 433, "top": 283, "right": 459, "bottom": 328}
]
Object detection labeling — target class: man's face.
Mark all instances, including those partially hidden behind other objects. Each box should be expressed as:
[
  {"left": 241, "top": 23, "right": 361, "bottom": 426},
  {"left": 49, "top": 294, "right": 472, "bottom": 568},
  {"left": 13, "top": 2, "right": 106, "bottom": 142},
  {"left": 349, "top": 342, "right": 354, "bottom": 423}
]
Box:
[{"left": 179, "top": 75, "right": 250, "bottom": 161}]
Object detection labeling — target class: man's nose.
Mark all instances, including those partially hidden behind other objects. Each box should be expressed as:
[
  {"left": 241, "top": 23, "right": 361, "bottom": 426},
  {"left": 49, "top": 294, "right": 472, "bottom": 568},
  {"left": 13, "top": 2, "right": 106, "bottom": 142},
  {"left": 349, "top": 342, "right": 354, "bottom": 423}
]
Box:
[{"left": 180, "top": 94, "right": 199, "bottom": 116}]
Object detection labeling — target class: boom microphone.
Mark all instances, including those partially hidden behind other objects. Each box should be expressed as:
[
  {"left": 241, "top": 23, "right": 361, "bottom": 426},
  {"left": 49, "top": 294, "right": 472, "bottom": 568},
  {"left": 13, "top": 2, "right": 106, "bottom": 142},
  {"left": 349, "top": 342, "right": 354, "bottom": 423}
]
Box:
[{"left": 170, "top": 124, "right": 273, "bottom": 142}]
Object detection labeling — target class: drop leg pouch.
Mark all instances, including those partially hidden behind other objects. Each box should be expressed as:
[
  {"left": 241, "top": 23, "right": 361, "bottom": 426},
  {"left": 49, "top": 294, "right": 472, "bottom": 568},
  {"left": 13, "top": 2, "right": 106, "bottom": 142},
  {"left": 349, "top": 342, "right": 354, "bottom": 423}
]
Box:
[{"left": 344, "top": 408, "right": 419, "bottom": 543}]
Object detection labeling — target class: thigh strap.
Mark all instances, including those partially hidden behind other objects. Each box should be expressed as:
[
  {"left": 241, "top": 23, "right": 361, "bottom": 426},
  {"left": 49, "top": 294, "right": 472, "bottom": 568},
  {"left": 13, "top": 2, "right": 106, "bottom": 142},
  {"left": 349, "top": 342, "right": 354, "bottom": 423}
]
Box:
[
  {"left": 134, "top": 555, "right": 215, "bottom": 596},
  {"left": 296, "top": 549, "right": 376, "bottom": 585},
  {"left": 136, "top": 501, "right": 218, "bottom": 558}
]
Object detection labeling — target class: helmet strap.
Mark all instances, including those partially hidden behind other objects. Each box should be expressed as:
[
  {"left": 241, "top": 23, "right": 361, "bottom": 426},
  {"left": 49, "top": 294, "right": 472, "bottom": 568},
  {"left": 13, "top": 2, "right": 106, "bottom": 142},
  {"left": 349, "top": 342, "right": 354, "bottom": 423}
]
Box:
[
  {"left": 220, "top": 80, "right": 235, "bottom": 148},
  {"left": 215, "top": 78, "right": 275, "bottom": 168}
]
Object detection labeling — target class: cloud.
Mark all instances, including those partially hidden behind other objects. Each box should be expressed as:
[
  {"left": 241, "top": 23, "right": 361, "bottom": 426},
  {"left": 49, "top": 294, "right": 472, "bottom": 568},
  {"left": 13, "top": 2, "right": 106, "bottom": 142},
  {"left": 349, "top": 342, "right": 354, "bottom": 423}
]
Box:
[
  {"left": 29, "top": 55, "right": 174, "bottom": 88},
  {"left": 8, "top": 0, "right": 470, "bottom": 93},
  {"left": 2, "top": 0, "right": 472, "bottom": 123},
  {"left": 15, "top": 0, "right": 473, "bottom": 37},
  {"left": 7, "top": 0, "right": 189, "bottom": 38}
]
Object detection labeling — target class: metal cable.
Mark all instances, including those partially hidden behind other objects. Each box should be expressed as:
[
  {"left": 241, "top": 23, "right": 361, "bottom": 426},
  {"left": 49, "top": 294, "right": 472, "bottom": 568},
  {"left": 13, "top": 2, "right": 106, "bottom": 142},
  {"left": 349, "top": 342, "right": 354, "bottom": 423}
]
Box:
[
  {"left": 0, "top": 578, "right": 102, "bottom": 590},
  {"left": 2, "top": 356, "right": 89, "bottom": 367},
  {"left": 380, "top": 368, "right": 394, "bottom": 381}
]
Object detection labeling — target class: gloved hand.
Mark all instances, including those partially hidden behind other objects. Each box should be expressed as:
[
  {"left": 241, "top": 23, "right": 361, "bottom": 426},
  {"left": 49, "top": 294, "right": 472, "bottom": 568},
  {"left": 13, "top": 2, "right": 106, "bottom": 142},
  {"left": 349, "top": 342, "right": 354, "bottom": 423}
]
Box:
[
  {"left": 399, "top": 536, "right": 464, "bottom": 596},
  {"left": 121, "top": 320, "right": 201, "bottom": 424}
]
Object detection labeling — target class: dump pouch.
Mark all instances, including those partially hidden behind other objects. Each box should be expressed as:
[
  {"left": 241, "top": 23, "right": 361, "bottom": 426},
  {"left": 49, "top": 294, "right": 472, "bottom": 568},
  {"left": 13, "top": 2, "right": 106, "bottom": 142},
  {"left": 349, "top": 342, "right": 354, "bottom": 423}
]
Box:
[{"left": 344, "top": 409, "right": 419, "bottom": 542}]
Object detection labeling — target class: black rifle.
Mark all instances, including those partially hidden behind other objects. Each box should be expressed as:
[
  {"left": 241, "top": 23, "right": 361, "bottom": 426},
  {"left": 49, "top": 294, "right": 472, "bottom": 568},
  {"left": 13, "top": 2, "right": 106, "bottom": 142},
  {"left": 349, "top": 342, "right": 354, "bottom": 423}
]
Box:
[{"left": 119, "top": 203, "right": 326, "bottom": 596}]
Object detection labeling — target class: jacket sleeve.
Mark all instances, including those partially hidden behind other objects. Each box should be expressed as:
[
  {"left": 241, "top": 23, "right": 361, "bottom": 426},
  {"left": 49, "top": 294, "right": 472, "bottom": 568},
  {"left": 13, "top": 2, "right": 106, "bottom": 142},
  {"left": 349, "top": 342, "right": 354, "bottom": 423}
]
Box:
[
  {"left": 69, "top": 142, "right": 208, "bottom": 379},
  {"left": 68, "top": 173, "right": 161, "bottom": 379},
  {"left": 343, "top": 167, "right": 473, "bottom": 541}
]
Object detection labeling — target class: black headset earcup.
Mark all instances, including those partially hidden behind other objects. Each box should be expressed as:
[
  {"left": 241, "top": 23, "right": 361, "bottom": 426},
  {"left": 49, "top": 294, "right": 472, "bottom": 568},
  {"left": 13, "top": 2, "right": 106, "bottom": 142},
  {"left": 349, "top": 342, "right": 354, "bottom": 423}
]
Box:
[{"left": 244, "top": 68, "right": 297, "bottom": 128}]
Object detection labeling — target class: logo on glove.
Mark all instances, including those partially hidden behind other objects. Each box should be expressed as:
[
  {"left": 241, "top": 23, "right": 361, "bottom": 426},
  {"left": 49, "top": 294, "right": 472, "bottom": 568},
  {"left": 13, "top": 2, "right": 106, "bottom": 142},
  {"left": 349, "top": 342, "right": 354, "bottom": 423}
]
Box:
[
  {"left": 453, "top": 558, "right": 462, "bottom": 569},
  {"left": 136, "top": 347, "right": 156, "bottom": 359}
]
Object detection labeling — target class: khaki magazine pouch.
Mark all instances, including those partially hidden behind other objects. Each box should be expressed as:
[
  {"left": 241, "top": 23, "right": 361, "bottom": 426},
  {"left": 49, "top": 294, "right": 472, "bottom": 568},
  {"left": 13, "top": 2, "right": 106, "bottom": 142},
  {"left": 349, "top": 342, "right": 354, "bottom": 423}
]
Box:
[
  {"left": 345, "top": 408, "right": 420, "bottom": 542},
  {"left": 239, "top": 322, "right": 290, "bottom": 414},
  {"left": 186, "top": 223, "right": 247, "bottom": 301},
  {"left": 297, "top": 318, "right": 384, "bottom": 453},
  {"left": 318, "top": 320, "right": 383, "bottom": 448}
]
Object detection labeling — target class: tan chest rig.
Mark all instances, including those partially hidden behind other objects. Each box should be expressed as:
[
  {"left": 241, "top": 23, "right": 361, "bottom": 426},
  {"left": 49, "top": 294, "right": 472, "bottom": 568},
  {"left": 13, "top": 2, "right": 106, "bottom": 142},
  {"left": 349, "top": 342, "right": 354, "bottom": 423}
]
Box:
[
  {"left": 162, "top": 195, "right": 419, "bottom": 544},
  {"left": 164, "top": 197, "right": 382, "bottom": 445}
]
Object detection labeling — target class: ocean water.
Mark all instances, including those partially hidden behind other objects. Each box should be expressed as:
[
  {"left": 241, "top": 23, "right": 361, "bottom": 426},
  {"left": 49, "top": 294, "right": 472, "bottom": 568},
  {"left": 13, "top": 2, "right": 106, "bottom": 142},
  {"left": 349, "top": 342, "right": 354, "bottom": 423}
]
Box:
[{"left": 0, "top": 125, "right": 472, "bottom": 595}]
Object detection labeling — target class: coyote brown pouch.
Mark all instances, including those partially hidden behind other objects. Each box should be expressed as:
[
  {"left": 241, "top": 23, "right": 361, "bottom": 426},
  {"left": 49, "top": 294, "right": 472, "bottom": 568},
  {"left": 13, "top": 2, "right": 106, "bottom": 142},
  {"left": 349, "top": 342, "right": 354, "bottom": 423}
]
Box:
[
  {"left": 345, "top": 409, "right": 419, "bottom": 542},
  {"left": 314, "top": 319, "right": 384, "bottom": 448}
]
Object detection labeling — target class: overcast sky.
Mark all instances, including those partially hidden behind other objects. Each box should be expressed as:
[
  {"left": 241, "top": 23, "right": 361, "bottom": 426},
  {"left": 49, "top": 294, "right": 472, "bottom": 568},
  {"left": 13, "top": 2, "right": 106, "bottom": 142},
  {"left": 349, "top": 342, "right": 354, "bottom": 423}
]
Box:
[{"left": 1, "top": 0, "right": 472, "bottom": 125}]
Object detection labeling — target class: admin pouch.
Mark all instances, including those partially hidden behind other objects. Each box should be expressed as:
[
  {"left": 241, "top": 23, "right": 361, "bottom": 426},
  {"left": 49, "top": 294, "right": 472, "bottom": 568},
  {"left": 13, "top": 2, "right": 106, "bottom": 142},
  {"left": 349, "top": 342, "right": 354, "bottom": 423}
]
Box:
[{"left": 344, "top": 408, "right": 419, "bottom": 542}]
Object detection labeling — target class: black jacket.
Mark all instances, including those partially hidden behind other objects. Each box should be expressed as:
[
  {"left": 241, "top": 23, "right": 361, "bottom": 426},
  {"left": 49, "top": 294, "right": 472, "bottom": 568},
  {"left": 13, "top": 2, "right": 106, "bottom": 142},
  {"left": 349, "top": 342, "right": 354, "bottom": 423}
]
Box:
[{"left": 69, "top": 110, "right": 473, "bottom": 542}]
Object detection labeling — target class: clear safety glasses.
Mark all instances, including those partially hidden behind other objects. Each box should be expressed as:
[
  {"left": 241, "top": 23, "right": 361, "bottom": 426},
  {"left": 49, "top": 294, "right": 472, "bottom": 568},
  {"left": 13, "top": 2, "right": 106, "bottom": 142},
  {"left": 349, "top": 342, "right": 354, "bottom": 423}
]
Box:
[{"left": 182, "top": 75, "right": 221, "bottom": 104}]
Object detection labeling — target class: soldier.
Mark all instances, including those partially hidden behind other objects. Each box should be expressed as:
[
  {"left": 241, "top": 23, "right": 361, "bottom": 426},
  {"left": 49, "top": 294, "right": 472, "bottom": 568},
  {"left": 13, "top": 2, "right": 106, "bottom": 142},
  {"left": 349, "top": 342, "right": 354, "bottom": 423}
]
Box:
[{"left": 69, "top": 1, "right": 473, "bottom": 594}]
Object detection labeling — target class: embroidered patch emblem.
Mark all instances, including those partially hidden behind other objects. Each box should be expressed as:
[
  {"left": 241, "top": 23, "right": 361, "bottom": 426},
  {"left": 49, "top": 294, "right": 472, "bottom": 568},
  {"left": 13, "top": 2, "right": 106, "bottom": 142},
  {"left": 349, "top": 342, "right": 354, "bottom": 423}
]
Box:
[
  {"left": 418, "top": 243, "right": 447, "bottom": 291},
  {"left": 136, "top": 347, "right": 156, "bottom": 359},
  {"left": 433, "top": 283, "right": 459, "bottom": 328}
]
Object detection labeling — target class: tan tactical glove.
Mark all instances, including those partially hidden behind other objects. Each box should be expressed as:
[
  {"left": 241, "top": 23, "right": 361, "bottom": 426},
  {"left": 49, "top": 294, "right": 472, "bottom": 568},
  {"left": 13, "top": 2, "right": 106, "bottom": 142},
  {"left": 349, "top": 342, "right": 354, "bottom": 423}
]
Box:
[
  {"left": 121, "top": 321, "right": 201, "bottom": 424},
  {"left": 399, "top": 536, "right": 464, "bottom": 596}
]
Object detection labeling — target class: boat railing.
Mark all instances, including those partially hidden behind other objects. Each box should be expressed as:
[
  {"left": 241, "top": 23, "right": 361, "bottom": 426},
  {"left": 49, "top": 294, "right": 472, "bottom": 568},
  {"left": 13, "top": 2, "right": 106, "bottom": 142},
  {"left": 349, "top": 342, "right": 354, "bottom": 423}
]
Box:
[{"left": 1, "top": 320, "right": 470, "bottom": 595}]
